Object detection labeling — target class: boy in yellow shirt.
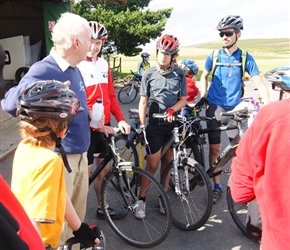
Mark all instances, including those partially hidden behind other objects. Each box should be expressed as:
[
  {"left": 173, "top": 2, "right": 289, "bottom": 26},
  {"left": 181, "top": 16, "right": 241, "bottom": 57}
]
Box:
[{"left": 11, "top": 80, "right": 102, "bottom": 249}]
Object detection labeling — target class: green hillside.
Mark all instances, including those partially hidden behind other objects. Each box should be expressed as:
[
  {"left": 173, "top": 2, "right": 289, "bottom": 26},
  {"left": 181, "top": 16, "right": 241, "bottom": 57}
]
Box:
[
  {"left": 194, "top": 38, "right": 290, "bottom": 55},
  {"left": 112, "top": 38, "right": 290, "bottom": 79}
]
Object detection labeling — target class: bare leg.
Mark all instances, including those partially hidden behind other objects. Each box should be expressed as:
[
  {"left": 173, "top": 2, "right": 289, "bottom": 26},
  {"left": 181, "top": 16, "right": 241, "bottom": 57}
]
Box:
[
  {"left": 92, "top": 158, "right": 126, "bottom": 219},
  {"left": 160, "top": 148, "right": 173, "bottom": 192},
  {"left": 209, "top": 143, "right": 221, "bottom": 185},
  {"left": 139, "top": 149, "right": 162, "bottom": 198},
  {"left": 93, "top": 158, "right": 109, "bottom": 206},
  {"left": 209, "top": 143, "right": 223, "bottom": 203}
]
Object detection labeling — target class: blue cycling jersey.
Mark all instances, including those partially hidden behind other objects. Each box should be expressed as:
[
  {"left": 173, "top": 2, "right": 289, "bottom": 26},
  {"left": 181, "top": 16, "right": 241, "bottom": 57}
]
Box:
[{"left": 205, "top": 48, "right": 260, "bottom": 109}]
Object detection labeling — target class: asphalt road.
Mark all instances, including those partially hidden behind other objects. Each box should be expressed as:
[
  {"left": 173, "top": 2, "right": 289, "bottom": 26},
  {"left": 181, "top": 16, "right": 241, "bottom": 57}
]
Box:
[{"left": 0, "top": 81, "right": 263, "bottom": 250}]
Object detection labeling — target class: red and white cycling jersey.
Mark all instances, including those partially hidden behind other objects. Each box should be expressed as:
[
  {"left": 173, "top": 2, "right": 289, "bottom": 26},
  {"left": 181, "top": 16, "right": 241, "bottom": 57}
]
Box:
[{"left": 78, "top": 57, "right": 124, "bottom": 125}]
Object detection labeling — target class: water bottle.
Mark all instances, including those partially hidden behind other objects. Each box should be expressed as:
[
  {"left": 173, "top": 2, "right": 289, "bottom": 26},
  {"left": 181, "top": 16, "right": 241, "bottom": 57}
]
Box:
[{"left": 90, "top": 98, "right": 104, "bottom": 129}]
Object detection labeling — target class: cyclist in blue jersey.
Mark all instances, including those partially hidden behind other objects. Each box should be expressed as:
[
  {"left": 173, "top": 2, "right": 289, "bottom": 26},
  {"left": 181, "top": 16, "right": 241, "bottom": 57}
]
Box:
[{"left": 198, "top": 15, "right": 269, "bottom": 204}]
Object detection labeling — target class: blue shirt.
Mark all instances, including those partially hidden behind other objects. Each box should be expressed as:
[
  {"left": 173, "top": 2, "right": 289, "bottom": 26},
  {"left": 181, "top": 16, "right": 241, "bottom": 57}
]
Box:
[
  {"left": 1, "top": 50, "right": 90, "bottom": 154},
  {"left": 205, "top": 48, "right": 260, "bottom": 109}
]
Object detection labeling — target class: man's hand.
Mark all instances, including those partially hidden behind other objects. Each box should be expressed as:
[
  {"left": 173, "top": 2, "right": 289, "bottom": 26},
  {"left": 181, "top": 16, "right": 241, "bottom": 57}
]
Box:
[
  {"left": 99, "top": 125, "right": 116, "bottom": 137},
  {"left": 118, "top": 120, "right": 131, "bottom": 135}
]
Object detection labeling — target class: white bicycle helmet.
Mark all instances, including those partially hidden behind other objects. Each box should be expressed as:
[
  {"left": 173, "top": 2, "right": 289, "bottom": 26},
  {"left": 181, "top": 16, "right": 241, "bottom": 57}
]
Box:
[
  {"left": 264, "top": 65, "right": 290, "bottom": 91},
  {"left": 89, "top": 21, "right": 108, "bottom": 40}
]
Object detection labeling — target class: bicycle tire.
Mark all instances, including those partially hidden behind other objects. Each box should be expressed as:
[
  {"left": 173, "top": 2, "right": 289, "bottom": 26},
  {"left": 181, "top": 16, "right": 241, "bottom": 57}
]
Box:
[
  {"left": 226, "top": 187, "right": 261, "bottom": 242},
  {"left": 101, "top": 166, "right": 172, "bottom": 248},
  {"left": 161, "top": 157, "right": 212, "bottom": 231},
  {"left": 118, "top": 83, "right": 138, "bottom": 104},
  {"left": 184, "top": 132, "right": 206, "bottom": 168},
  {"left": 189, "top": 143, "right": 205, "bottom": 168}
]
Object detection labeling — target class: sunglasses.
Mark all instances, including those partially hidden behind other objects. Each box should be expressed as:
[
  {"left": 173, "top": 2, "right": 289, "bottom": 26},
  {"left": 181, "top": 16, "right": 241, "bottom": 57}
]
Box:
[{"left": 219, "top": 31, "right": 235, "bottom": 38}]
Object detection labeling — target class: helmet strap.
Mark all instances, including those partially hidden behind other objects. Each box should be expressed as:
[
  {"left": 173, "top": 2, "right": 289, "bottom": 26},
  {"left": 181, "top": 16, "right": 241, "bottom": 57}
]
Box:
[
  {"left": 222, "top": 33, "right": 238, "bottom": 49},
  {"left": 50, "top": 130, "right": 72, "bottom": 173},
  {"left": 279, "top": 89, "right": 284, "bottom": 100}
]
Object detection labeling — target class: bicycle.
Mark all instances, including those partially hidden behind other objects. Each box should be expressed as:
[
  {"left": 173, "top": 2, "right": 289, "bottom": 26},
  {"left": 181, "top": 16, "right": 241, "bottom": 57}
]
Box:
[
  {"left": 88, "top": 130, "right": 172, "bottom": 248},
  {"left": 185, "top": 102, "right": 261, "bottom": 241},
  {"left": 117, "top": 70, "right": 141, "bottom": 104},
  {"left": 116, "top": 109, "right": 213, "bottom": 231}
]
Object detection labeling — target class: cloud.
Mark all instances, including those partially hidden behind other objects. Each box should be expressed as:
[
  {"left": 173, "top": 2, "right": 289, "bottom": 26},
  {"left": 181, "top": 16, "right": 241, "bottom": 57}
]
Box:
[{"left": 144, "top": 0, "right": 290, "bottom": 48}]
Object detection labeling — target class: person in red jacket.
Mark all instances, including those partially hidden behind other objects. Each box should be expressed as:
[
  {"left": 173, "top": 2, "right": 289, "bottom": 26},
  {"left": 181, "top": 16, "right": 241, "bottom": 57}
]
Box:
[
  {"left": 180, "top": 59, "right": 199, "bottom": 116},
  {"left": 78, "top": 21, "right": 130, "bottom": 220},
  {"left": 230, "top": 65, "right": 290, "bottom": 250}
]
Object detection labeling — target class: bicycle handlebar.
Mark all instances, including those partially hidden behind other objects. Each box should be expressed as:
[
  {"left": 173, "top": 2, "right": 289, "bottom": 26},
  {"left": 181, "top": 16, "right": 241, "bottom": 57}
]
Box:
[
  {"left": 220, "top": 108, "right": 249, "bottom": 120},
  {"left": 152, "top": 112, "right": 215, "bottom": 122}
]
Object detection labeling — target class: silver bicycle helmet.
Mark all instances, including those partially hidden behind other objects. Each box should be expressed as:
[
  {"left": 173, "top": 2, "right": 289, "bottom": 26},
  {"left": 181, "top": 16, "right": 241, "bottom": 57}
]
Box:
[
  {"left": 216, "top": 15, "right": 244, "bottom": 31},
  {"left": 264, "top": 65, "right": 290, "bottom": 91}
]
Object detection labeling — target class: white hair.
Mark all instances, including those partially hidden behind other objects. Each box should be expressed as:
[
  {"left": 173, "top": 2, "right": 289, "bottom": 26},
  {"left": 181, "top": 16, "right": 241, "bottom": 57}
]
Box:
[{"left": 51, "top": 12, "right": 90, "bottom": 50}]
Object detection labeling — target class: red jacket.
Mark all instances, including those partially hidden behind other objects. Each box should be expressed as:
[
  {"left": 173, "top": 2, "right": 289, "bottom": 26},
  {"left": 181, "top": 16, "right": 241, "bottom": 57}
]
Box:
[
  {"left": 185, "top": 76, "right": 199, "bottom": 102},
  {"left": 230, "top": 99, "right": 290, "bottom": 250},
  {"left": 78, "top": 57, "right": 125, "bottom": 125}
]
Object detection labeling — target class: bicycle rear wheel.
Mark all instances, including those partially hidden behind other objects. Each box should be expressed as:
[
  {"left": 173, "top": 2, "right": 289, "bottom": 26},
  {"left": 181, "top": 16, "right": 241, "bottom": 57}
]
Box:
[
  {"left": 101, "top": 166, "right": 172, "bottom": 248},
  {"left": 118, "top": 83, "right": 138, "bottom": 104},
  {"left": 161, "top": 157, "right": 212, "bottom": 231},
  {"left": 226, "top": 187, "right": 261, "bottom": 242}
]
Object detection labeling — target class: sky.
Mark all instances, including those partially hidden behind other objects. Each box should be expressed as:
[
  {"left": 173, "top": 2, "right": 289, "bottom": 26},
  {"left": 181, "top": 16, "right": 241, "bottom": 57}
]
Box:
[{"left": 143, "top": 0, "right": 290, "bottom": 48}]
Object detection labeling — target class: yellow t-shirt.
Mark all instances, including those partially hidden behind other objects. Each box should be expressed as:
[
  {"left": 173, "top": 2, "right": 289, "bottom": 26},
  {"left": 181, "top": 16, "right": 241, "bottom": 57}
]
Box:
[{"left": 11, "top": 141, "right": 66, "bottom": 249}]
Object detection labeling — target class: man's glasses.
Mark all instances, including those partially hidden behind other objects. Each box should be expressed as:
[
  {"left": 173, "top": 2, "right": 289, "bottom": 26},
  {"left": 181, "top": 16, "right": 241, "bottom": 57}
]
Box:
[{"left": 219, "top": 31, "right": 235, "bottom": 38}]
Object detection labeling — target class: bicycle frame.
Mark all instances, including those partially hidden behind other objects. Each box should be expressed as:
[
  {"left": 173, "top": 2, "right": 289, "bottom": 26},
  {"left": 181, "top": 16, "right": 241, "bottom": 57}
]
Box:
[
  {"left": 189, "top": 108, "right": 249, "bottom": 178},
  {"left": 153, "top": 114, "right": 195, "bottom": 197},
  {"left": 89, "top": 134, "right": 135, "bottom": 204}
]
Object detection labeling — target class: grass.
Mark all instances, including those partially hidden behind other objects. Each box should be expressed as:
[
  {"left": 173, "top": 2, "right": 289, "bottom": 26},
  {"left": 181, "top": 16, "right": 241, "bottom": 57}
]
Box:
[{"left": 110, "top": 38, "right": 290, "bottom": 81}]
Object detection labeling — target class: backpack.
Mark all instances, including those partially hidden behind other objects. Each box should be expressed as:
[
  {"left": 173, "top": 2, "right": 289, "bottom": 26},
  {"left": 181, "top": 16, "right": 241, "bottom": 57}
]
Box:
[{"left": 211, "top": 49, "right": 248, "bottom": 97}]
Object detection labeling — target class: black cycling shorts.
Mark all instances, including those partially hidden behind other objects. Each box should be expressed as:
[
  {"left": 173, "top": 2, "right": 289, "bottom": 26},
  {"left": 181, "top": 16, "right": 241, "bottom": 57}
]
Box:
[
  {"left": 145, "top": 123, "right": 173, "bottom": 155},
  {"left": 87, "top": 127, "right": 110, "bottom": 165},
  {"left": 206, "top": 104, "right": 237, "bottom": 144}
]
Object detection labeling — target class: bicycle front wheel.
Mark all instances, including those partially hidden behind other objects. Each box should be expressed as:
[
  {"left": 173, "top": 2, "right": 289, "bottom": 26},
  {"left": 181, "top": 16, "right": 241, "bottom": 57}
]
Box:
[
  {"left": 118, "top": 83, "right": 138, "bottom": 104},
  {"left": 114, "top": 134, "right": 139, "bottom": 168},
  {"left": 161, "top": 157, "right": 212, "bottom": 231},
  {"left": 101, "top": 166, "right": 172, "bottom": 248},
  {"left": 226, "top": 187, "right": 261, "bottom": 242}
]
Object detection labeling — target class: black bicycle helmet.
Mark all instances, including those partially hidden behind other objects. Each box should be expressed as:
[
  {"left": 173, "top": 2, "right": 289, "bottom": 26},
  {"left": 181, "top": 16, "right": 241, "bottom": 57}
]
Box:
[
  {"left": 156, "top": 34, "right": 180, "bottom": 55},
  {"left": 141, "top": 52, "right": 150, "bottom": 58},
  {"left": 264, "top": 65, "right": 290, "bottom": 91},
  {"left": 216, "top": 15, "right": 244, "bottom": 31},
  {"left": 89, "top": 21, "right": 108, "bottom": 40},
  {"left": 17, "top": 80, "right": 82, "bottom": 122}
]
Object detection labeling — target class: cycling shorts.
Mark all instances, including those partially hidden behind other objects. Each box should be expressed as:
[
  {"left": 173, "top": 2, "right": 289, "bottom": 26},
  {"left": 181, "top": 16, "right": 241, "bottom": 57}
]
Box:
[
  {"left": 145, "top": 124, "right": 173, "bottom": 155},
  {"left": 206, "top": 104, "right": 237, "bottom": 144}
]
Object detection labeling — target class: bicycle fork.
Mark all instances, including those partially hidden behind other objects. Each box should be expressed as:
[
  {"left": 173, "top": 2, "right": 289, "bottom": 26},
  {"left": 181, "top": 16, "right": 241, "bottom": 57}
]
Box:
[{"left": 171, "top": 127, "right": 190, "bottom": 199}]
